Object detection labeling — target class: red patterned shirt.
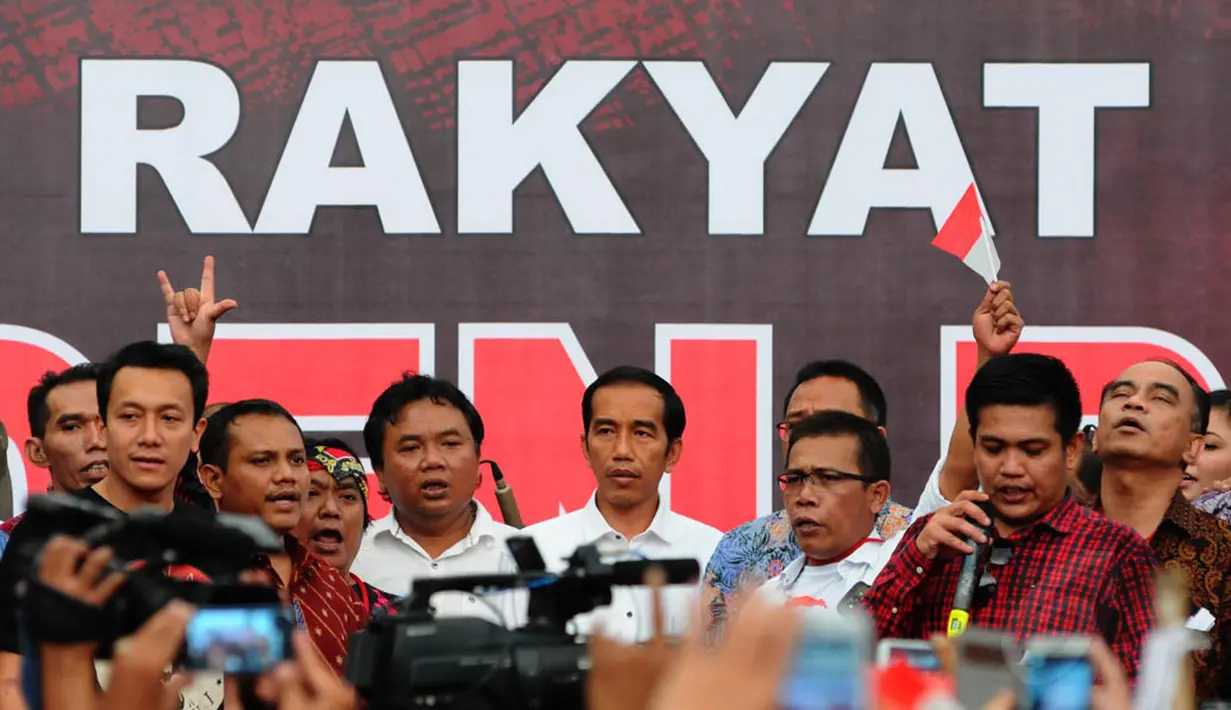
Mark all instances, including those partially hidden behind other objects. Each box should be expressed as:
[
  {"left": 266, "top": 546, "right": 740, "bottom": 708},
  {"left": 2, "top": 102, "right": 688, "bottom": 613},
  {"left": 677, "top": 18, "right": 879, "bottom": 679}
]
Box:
[
  {"left": 253, "top": 537, "right": 368, "bottom": 675},
  {"left": 863, "top": 495, "right": 1158, "bottom": 679}
]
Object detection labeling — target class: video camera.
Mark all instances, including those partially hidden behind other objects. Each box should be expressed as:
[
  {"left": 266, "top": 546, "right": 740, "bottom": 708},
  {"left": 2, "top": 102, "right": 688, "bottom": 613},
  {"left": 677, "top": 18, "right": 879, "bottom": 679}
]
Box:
[
  {"left": 15, "top": 494, "right": 285, "bottom": 656},
  {"left": 346, "top": 536, "right": 701, "bottom": 710}
]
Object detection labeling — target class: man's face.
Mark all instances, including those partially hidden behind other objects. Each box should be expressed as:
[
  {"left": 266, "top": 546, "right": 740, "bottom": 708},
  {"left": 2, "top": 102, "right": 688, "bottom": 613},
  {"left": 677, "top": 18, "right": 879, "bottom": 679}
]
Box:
[
  {"left": 1097, "top": 361, "right": 1202, "bottom": 469},
  {"left": 294, "top": 471, "right": 366, "bottom": 573},
  {"left": 29, "top": 380, "right": 108, "bottom": 492},
  {"left": 1184, "top": 408, "right": 1231, "bottom": 499},
  {"left": 377, "top": 399, "right": 479, "bottom": 522},
  {"left": 104, "top": 367, "right": 201, "bottom": 495},
  {"left": 781, "top": 377, "right": 871, "bottom": 457},
  {"left": 974, "top": 404, "right": 1078, "bottom": 529},
  {"left": 582, "top": 382, "right": 682, "bottom": 510},
  {"left": 783, "top": 434, "right": 886, "bottom": 559},
  {"left": 207, "top": 414, "right": 308, "bottom": 535}
]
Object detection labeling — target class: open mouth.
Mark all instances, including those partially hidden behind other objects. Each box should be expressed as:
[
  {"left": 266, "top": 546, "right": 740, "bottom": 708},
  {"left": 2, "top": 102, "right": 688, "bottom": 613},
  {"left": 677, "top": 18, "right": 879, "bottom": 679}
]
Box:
[
  {"left": 998, "top": 486, "right": 1032, "bottom": 503},
  {"left": 80, "top": 462, "right": 108, "bottom": 481},
  {"left": 267, "top": 490, "right": 301, "bottom": 509},
  {"left": 1115, "top": 416, "right": 1146, "bottom": 432},
  {"left": 420, "top": 479, "right": 450, "bottom": 499},
  {"left": 792, "top": 519, "right": 822, "bottom": 533},
  {"left": 1181, "top": 473, "right": 1198, "bottom": 487},
  {"left": 310, "top": 529, "right": 344, "bottom": 552}
]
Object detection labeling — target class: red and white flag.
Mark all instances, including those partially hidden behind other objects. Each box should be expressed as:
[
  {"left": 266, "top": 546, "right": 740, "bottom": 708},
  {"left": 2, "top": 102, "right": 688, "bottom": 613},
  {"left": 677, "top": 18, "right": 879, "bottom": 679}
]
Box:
[{"left": 931, "top": 182, "right": 1000, "bottom": 284}]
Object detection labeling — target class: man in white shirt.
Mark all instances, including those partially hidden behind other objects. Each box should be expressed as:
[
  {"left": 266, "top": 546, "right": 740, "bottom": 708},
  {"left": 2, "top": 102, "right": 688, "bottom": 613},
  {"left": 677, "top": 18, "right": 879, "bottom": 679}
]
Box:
[
  {"left": 351, "top": 373, "right": 519, "bottom": 624},
  {"left": 758, "top": 410, "right": 932, "bottom": 609},
  {"left": 524, "top": 366, "right": 723, "bottom": 643}
]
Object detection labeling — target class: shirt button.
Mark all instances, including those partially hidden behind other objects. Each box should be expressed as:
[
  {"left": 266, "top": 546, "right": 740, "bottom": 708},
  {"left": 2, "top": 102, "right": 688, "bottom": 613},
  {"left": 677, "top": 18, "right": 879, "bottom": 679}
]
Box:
[
  {"left": 891, "top": 607, "right": 899, "bottom": 614},
  {"left": 431, "top": 562, "right": 439, "bottom": 570},
  {"left": 626, "top": 611, "right": 634, "bottom": 618},
  {"left": 914, "top": 566, "right": 924, "bottom": 575},
  {"left": 468, "top": 595, "right": 476, "bottom": 603}
]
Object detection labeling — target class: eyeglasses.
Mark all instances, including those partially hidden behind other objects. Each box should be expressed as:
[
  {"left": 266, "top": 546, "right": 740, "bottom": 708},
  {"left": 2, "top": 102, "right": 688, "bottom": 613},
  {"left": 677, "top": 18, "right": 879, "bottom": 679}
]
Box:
[{"left": 777, "top": 467, "right": 877, "bottom": 492}]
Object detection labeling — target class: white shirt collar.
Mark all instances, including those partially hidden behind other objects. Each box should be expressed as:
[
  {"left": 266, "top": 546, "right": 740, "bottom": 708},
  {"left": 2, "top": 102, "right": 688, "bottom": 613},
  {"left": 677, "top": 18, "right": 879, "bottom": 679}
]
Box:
[
  {"left": 778, "top": 535, "right": 886, "bottom": 591},
  {"left": 578, "top": 492, "right": 676, "bottom": 545},
  {"left": 372, "top": 499, "right": 501, "bottom": 546}
]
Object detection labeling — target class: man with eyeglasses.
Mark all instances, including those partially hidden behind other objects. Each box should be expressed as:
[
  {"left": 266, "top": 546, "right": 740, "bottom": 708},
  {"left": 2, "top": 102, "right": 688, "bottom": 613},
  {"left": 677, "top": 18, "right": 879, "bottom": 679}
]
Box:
[
  {"left": 756, "top": 411, "right": 907, "bottom": 611},
  {"left": 704, "top": 282, "right": 1024, "bottom": 628}
]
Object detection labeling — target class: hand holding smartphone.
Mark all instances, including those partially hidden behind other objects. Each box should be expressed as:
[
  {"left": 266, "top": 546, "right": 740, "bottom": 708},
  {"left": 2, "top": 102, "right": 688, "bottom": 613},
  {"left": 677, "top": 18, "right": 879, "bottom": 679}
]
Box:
[
  {"left": 1021, "top": 635, "right": 1094, "bottom": 710},
  {"left": 182, "top": 604, "right": 295, "bottom": 675},
  {"left": 779, "top": 608, "right": 872, "bottom": 710}
]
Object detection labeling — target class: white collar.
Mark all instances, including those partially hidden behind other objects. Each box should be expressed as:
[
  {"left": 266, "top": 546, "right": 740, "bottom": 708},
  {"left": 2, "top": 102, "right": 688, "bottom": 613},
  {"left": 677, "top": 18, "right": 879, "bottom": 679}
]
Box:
[
  {"left": 778, "top": 535, "right": 886, "bottom": 591},
  {"left": 578, "top": 492, "right": 677, "bottom": 545},
  {"left": 372, "top": 499, "right": 500, "bottom": 545}
]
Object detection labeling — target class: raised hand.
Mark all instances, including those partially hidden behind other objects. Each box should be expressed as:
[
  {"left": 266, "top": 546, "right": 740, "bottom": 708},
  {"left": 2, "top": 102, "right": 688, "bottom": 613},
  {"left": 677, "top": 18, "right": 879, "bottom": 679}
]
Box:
[
  {"left": 158, "top": 256, "right": 238, "bottom": 363},
  {"left": 972, "top": 280, "right": 1023, "bottom": 357}
]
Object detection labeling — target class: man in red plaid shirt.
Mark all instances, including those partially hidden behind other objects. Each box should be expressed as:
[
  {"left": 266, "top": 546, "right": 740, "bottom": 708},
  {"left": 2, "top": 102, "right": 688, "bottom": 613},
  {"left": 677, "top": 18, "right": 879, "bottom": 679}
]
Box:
[{"left": 863, "top": 354, "right": 1157, "bottom": 678}]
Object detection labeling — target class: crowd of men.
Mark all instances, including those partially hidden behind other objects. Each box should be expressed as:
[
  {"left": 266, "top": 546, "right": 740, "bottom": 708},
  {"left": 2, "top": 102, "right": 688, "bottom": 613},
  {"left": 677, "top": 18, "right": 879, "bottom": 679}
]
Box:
[{"left": 1, "top": 256, "right": 1230, "bottom": 710}]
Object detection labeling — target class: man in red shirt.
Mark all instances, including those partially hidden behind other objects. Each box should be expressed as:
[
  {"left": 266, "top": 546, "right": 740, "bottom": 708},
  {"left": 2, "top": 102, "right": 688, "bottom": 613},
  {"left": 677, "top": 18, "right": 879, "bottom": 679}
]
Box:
[
  {"left": 197, "top": 399, "right": 368, "bottom": 674},
  {"left": 863, "top": 354, "right": 1157, "bottom": 679}
]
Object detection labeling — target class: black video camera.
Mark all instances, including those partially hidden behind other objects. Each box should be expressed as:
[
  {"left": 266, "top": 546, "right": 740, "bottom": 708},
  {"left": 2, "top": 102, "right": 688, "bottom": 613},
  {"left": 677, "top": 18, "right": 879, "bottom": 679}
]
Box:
[
  {"left": 345, "top": 536, "right": 701, "bottom": 710},
  {"left": 16, "top": 494, "right": 285, "bottom": 656}
]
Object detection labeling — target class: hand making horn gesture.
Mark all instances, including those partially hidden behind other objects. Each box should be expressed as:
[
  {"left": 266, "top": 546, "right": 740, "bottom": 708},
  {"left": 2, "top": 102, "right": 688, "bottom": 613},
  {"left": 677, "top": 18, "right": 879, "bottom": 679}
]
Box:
[{"left": 158, "top": 255, "right": 238, "bottom": 364}]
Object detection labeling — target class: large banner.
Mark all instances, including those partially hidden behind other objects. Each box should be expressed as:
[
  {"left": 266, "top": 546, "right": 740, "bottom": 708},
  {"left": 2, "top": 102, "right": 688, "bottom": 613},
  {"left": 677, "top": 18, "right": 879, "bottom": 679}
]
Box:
[{"left": 1, "top": 0, "right": 1228, "bottom": 530}]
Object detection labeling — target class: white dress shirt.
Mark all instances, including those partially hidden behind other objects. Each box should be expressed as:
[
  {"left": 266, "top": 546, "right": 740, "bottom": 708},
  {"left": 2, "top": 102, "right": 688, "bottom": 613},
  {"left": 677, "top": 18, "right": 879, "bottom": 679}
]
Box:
[
  {"left": 523, "top": 493, "right": 723, "bottom": 643},
  {"left": 758, "top": 457, "right": 951, "bottom": 610},
  {"left": 351, "top": 501, "right": 520, "bottom": 625}
]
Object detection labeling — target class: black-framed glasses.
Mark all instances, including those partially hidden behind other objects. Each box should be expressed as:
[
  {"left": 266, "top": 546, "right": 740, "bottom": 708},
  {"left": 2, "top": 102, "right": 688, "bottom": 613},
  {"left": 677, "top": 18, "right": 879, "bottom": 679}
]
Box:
[{"left": 777, "top": 467, "right": 876, "bottom": 491}]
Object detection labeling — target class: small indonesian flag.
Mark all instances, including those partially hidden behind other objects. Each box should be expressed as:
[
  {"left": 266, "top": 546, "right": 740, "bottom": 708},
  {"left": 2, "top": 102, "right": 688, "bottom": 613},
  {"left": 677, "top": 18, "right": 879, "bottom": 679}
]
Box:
[{"left": 931, "top": 183, "right": 1000, "bottom": 285}]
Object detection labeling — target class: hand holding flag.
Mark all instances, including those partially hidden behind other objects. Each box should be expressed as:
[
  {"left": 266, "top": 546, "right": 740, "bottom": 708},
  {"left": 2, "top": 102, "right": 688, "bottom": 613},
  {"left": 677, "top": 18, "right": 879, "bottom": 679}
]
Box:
[{"left": 932, "top": 183, "right": 1000, "bottom": 284}]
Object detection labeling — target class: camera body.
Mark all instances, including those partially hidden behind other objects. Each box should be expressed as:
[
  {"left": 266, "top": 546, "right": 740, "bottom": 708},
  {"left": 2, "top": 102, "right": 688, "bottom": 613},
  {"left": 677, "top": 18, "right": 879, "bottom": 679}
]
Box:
[
  {"left": 346, "top": 537, "right": 701, "bottom": 710},
  {"left": 18, "top": 494, "right": 286, "bottom": 655}
]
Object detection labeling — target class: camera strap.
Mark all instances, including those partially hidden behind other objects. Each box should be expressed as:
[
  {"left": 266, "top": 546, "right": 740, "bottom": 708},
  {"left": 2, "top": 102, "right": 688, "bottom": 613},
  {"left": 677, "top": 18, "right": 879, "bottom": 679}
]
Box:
[{"left": 21, "top": 577, "right": 115, "bottom": 645}]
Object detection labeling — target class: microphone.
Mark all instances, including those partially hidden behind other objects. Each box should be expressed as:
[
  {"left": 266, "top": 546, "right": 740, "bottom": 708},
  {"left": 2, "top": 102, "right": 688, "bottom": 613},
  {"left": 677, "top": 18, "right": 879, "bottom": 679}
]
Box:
[
  {"left": 947, "top": 500, "right": 996, "bottom": 638},
  {"left": 483, "top": 460, "right": 524, "bottom": 529}
]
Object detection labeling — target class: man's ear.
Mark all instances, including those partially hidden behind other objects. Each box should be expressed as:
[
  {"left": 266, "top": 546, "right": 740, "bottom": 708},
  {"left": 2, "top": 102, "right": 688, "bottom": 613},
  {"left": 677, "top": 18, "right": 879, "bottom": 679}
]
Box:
[
  {"left": 192, "top": 417, "right": 207, "bottom": 454},
  {"left": 867, "top": 480, "right": 890, "bottom": 515},
  {"left": 1184, "top": 432, "right": 1206, "bottom": 468},
  {"left": 24, "top": 438, "right": 48, "bottom": 469},
  {"left": 199, "top": 463, "right": 225, "bottom": 504},
  {"left": 665, "top": 438, "right": 683, "bottom": 473}
]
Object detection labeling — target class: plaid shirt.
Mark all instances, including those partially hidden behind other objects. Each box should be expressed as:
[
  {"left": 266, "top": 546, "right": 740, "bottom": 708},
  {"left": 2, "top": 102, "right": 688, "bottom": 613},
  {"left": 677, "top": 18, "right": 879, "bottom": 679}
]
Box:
[
  {"left": 863, "top": 495, "right": 1157, "bottom": 679},
  {"left": 1144, "top": 492, "right": 1231, "bottom": 701}
]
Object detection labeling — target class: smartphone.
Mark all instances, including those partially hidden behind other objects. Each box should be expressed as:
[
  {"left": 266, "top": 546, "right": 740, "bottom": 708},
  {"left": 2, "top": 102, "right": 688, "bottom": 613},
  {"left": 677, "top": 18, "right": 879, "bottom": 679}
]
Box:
[
  {"left": 1022, "top": 636, "right": 1093, "bottom": 710},
  {"left": 875, "top": 639, "right": 942, "bottom": 671},
  {"left": 779, "top": 608, "right": 872, "bottom": 710},
  {"left": 955, "top": 627, "right": 1022, "bottom": 710},
  {"left": 183, "top": 604, "right": 294, "bottom": 675}
]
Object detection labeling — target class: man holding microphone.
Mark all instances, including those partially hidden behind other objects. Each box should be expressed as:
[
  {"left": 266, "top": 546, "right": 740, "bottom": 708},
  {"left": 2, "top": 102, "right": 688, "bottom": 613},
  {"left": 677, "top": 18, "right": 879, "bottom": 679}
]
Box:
[{"left": 862, "top": 354, "right": 1157, "bottom": 679}]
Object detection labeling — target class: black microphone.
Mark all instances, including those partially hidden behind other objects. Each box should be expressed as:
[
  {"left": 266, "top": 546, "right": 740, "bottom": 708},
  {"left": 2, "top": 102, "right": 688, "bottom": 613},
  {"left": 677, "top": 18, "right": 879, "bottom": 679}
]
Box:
[{"left": 946, "top": 500, "right": 996, "bottom": 637}]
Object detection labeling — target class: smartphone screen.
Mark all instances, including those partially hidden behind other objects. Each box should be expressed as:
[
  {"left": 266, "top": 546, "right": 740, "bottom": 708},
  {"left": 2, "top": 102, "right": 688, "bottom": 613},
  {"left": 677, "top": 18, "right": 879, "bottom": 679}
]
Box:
[
  {"left": 184, "top": 605, "right": 294, "bottom": 674},
  {"left": 1026, "top": 655, "right": 1093, "bottom": 710},
  {"left": 881, "top": 643, "right": 941, "bottom": 671},
  {"left": 780, "top": 631, "right": 865, "bottom": 710}
]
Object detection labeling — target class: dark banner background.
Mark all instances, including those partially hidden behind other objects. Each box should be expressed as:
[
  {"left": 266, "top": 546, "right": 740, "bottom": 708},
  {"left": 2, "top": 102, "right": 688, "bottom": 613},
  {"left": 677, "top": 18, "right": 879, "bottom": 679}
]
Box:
[{"left": 1, "top": 0, "right": 1228, "bottom": 518}]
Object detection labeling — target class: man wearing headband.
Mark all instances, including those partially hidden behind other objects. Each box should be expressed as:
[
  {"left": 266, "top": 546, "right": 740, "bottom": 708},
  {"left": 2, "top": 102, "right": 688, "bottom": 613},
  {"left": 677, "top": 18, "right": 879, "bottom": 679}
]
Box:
[{"left": 295, "top": 437, "right": 397, "bottom": 618}]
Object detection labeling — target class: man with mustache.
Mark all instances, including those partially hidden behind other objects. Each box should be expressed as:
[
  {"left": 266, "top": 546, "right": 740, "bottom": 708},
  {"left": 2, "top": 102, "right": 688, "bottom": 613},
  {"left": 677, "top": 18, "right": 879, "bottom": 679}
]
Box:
[
  {"left": 197, "top": 399, "right": 367, "bottom": 674},
  {"left": 1, "top": 365, "right": 110, "bottom": 538},
  {"left": 864, "top": 354, "right": 1157, "bottom": 679},
  {"left": 294, "top": 438, "right": 398, "bottom": 618},
  {"left": 351, "top": 374, "right": 520, "bottom": 623},
  {"left": 1094, "top": 360, "right": 1231, "bottom": 700}
]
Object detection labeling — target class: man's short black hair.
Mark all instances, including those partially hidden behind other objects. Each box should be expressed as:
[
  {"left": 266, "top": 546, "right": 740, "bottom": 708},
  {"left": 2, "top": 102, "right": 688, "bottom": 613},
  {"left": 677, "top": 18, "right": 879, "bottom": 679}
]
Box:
[
  {"left": 582, "top": 366, "right": 686, "bottom": 445},
  {"left": 785, "top": 410, "right": 891, "bottom": 483},
  {"left": 199, "top": 399, "right": 303, "bottom": 471},
  {"left": 362, "top": 373, "right": 484, "bottom": 471},
  {"left": 783, "top": 360, "right": 887, "bottom": 427},
  {"left": 96, "top": 342, "right": 208, "bottom": 422},
  {"left": 26, "top": 363, "right": 102, "bottom": 438},
  {"left": 966, "top": 354, "right": 1082, "bottom": 444},
  {"left": 1098, "top": 359, "right": 1211, "bottom": 435}
]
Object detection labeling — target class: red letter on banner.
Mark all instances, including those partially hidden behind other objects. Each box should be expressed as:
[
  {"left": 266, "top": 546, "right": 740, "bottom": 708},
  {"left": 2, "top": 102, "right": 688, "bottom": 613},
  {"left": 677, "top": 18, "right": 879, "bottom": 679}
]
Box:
[
  {"left": 656, "top": 325, "right": 773, "bottom": 532},
  {"left": 939, "top": 325, "right": 1226, "bottom": 458},
  {"left": 0, "top": 326, "right": 91, "bottom": 513},
  {"left": 158, "top": 323, "right": 435, "bottom": 520},
  {"left": 458, "top": 324, "right": 600, "bottom": 527}
]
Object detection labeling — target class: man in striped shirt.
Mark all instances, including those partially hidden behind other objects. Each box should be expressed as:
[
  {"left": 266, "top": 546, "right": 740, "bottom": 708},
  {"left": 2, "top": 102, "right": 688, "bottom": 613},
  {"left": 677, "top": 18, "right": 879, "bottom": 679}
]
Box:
[{"left": 197, "top": 399, "right": 367, "bottom": 674}]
